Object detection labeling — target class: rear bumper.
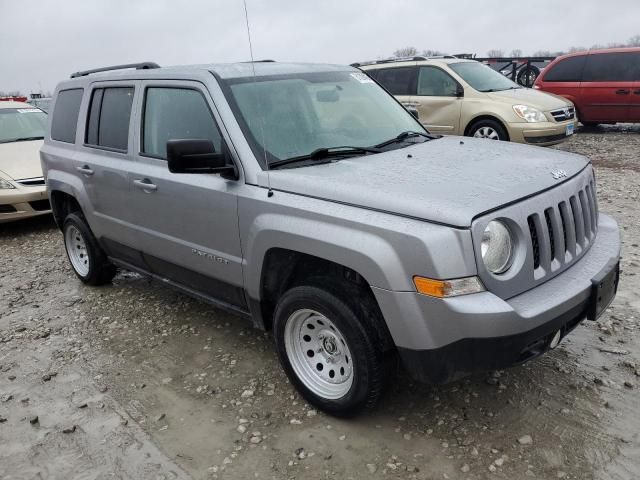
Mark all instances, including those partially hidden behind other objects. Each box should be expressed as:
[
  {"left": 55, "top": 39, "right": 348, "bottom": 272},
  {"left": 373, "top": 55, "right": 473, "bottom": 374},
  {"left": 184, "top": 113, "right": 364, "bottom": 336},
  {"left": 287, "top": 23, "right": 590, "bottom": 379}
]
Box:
[
  {"left": 0, "top": 185, "right": 51, "bottom": 223},
  {"left": 507, "top": 119, "right": 578, "bottom": 146},
  {"left": 373, "top": 213, "right": 620, "bottom": 383}
]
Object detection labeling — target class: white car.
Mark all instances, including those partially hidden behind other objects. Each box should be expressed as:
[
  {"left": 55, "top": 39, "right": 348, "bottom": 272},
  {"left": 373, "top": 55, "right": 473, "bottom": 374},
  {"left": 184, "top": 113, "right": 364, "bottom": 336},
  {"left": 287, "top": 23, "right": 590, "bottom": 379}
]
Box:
[{"left": 0, "top": 101, "right": 51, "bottom": 223}]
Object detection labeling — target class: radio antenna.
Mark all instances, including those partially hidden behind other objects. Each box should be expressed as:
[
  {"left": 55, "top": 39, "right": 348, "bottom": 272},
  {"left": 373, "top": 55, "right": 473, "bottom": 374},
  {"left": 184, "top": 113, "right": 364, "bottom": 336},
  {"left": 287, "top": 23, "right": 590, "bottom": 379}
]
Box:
[{"left": 242, "top": 0, "right": 273, "bottom": 197}]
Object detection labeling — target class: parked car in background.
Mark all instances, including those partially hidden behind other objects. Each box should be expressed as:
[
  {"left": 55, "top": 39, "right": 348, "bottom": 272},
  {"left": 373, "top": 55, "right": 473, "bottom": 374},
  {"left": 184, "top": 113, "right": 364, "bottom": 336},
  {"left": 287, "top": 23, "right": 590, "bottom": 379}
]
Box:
[
  {"left": 41, "top": 61, "right": 620, "bottom": 416},
  {"left": 0, "top": 101, "right": 51, "bottom": 222},
  {"left": 28, "top": 97, "right": 52, "bottom": 112},
  {"left": 356, "top": 57, "right": 577, "bottom": 146},
  {"left": 534, "top": 47, "right": 640, "bottom": 126}
]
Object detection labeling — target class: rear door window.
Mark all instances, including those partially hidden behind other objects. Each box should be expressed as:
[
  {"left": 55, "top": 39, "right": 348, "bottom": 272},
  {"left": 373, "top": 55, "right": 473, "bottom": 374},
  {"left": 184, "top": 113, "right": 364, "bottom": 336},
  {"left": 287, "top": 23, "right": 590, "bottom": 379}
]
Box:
[
  {"left": 374, "top": 67, "right": 417, "bottom": 95},
  {"left": 51, "top": 88, "right": 83, "bottom": 143},
  {"left": 582, "top": 52, "right": 637, "bottom": 82},
  {"left": 142, "top": 87, "right": 223, "bottom": 159},
  {"left": 85, "top": 87, "right": 134, "bottom": 151},
  {"left": 543, "top": 56, "right": 586, "bottom": 82}
]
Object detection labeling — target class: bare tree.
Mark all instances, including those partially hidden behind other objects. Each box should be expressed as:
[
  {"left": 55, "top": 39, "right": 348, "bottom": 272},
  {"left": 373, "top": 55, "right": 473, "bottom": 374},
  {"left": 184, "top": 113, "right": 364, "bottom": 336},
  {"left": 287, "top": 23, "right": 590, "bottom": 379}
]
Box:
[
  {"left": 421, "top": 49, "right": 445, "bottom": 57},
  {"left": 393, "top": 46, "right": 417, "bottom": 58},
  {"left": 486, "top": 49, "right": 504, "bottom": 58},
  {"left": 626, "top": 34, "right": 640, "bottom": 46},
  {"left": 510, "top": 49, "right": 522, "bottom": 57},
  {"left": 532, "top": 49, "right": 553, "bottom": 57}
]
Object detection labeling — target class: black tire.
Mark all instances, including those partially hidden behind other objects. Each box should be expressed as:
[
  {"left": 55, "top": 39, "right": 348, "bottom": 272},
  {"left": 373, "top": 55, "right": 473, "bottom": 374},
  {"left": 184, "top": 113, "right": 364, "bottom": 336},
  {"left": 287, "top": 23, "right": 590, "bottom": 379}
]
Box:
[
  {"left": 516, "top": 65, "right": 540, "bottom": 87},
  {"left": 62, "top": 213, "right": 116, "bottom": 285},
  {"left": 581, "top": 121, "right": 600, "bottom": 128},
  {"left": 467, "top": 119, "right": 509, "bottom": 141},
  {"left": 273, "top": 285, "right": 391, "bottom": 417}
]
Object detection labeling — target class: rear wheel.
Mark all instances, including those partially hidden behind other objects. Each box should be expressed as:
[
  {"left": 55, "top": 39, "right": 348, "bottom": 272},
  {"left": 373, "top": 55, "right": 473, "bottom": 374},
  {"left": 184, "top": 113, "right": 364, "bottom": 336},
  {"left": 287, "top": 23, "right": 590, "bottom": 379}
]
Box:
[
  {"left": 273, "top": 285, "right": 390, "bottom": 416},
  {"left": 516, "top": 65, "right": 540, "bottom": 87},
  {"left": 63, "top": 213, "right": 116, "bottom": 285},
  {"left": 468, "top": 119, "right": 508, "bottom": 141}
]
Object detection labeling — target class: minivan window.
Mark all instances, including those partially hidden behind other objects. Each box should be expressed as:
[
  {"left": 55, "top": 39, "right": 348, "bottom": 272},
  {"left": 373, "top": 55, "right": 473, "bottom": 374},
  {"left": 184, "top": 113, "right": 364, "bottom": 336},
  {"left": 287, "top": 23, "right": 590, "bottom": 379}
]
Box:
[
  {"left": 374, "top": 67, "right": 417, "bottom": 95},
  {"left": 85, "top": 87, "right": 134, "bottom": 151},
  {"left": 582, "top": 52, "right": 638, "bottom": 82},
  {"left": 417, "top": 66, "right": 458, "bottom": 96},
  {"left": 0, "top": 107, "right": 47, "bottom": 144},
  {"left": 51, "top": 88, "right": 83, "bottom": 143},
  {"left": 142, "top": 87, "right": 222, "bottom": 159},
  {"left": 543, "top": 55, "right": 586, "bottom": 82},
  {"left": 449, "top": 62, "right": 518, "bottom": 92}
]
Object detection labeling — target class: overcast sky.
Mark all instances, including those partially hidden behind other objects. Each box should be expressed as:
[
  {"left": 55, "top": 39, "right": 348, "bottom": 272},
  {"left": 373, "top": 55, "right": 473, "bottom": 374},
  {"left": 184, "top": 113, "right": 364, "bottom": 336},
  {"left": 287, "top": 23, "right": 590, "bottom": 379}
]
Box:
[{"left": 1, "top": 0, "right": 638, "bottom": 94}]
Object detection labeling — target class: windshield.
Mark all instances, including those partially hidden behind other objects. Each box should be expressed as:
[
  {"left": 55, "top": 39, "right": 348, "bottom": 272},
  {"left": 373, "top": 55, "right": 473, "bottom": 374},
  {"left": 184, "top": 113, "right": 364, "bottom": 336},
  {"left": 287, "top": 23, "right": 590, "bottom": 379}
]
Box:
[
  {"left": 222, "top": 70, "right": 425, "bottom": 167},
  {"left": 0, "top": 107, "right": 47, "bottom": 143},
  {"left": 449, "top": 62, "right": 520, "bottom": 92}
]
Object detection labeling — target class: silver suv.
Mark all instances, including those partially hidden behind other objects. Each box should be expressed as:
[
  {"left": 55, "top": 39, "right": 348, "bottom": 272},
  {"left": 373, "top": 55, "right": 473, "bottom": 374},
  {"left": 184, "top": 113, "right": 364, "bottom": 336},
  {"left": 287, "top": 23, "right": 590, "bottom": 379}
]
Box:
[{"left": 41, "top": 61, "right": 621, "bottom": 416}]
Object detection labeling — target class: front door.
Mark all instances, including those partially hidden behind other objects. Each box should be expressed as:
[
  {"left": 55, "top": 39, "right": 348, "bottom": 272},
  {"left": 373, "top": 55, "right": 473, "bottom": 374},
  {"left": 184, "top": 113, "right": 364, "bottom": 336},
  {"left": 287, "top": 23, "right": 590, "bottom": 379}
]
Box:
[
  {"left": 128, "top": 81, "right": 246, "bottom": 310},
  {"left": 410, "top": 66, "right": 463, "bottom": 134}
]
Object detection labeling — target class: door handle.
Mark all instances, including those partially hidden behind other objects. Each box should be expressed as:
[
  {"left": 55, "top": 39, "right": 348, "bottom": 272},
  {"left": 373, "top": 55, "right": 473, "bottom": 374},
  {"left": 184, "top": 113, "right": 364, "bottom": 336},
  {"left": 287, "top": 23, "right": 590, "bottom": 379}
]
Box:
[
  {"left": 615, "top": 89, "right": 630, "bottom": 95},
  {"left": 76, "top": 165, "right": 94, "bottom": 176},
  {"left": 133, "top": 178, "right": 158, "bottom": 192}
]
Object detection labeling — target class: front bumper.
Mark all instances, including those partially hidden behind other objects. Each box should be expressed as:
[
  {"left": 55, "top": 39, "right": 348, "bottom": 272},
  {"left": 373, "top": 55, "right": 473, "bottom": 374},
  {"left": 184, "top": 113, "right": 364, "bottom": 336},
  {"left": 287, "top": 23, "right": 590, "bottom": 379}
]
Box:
[
  {"left": 372, "top": 213, "right": 620, "bottom": 383},
  {"left": 0, "top": 184, "right": 51, "bottom": 223},
  {"left": 507, "top": 119, "right": 578, "bottom": 146}
]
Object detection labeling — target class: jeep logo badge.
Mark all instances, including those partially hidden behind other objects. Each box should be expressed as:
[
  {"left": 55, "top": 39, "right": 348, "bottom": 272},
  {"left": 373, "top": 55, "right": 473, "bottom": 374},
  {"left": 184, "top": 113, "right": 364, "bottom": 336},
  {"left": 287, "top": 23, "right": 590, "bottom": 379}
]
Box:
[{"left": 551, "top": 169, "right": 568, "bottom": 180}]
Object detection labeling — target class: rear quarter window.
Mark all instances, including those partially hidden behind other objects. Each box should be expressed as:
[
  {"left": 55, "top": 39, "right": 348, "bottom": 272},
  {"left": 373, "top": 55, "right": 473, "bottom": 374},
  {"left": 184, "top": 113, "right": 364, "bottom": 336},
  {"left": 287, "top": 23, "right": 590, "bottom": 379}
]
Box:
[
  {"left": 373, "top": 67, "right": 417, "bottom": 95},
  {"left": 51, "top": 89, "right": 84, "bottom": 143}
]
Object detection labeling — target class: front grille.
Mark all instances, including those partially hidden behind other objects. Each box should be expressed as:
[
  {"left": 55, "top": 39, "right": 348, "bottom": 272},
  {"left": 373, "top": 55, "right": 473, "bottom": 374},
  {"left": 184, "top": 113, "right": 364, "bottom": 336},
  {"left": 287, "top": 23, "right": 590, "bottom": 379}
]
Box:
[
  {"left": 0, "top": 204, "right": 17, "bottom": 213},
  {"left": 29, "top": 199, "right": 51, "bottom": 211},
  {"left": 550, "top": 106, "right": 575, "bottom": 122},
  {"left": 16, "top": 177, "right": 45, "bottom": 186},
  {"left": 527, "top": 179, "right": 598, "bottom": 274}
]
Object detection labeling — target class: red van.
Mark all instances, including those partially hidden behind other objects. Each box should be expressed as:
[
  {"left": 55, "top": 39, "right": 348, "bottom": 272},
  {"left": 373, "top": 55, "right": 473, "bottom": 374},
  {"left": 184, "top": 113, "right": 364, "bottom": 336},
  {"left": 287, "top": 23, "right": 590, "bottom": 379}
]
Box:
[{"left": 534, "top": 48, "right": 640, "bottom": 126}]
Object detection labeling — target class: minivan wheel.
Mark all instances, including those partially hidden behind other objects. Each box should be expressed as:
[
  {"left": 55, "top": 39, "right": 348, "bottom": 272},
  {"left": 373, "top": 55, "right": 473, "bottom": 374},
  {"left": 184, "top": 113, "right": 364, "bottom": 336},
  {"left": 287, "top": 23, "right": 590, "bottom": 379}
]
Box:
[
  {"left": 468, "top": 119, "right": 508, "bottom": 141},
  {"left": 63, "top": 213, "right": 116, "bottom": 285},
  {"left": 273, "top": 285, "right": 387, "bottom": 416}
]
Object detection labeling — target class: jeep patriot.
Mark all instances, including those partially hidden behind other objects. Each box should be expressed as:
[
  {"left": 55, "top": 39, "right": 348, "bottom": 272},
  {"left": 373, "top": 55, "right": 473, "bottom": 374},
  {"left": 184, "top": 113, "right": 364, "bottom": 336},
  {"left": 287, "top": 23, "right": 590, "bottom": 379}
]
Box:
[{"left": 41, "top": 61, "right": 620, "bottom": 416}]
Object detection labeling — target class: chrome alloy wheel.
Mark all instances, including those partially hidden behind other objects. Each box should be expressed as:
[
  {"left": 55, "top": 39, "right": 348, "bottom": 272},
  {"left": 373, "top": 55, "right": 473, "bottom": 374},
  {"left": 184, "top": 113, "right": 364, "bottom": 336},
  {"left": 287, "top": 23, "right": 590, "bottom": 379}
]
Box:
[
  {"left": 473, "top": 126, "right": 500, "bottom": 140},
  {"left": 65, "top": 224, "right": 90, "bottom": 277},
  {"left": 284, "top": 309, "right": 354, "bottom": 399}
]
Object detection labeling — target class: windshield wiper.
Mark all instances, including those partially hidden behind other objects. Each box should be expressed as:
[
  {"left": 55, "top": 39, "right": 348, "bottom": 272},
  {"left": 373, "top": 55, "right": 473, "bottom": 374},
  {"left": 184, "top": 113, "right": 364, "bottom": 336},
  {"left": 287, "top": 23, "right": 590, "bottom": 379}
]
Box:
[
  {"left": 0, "top": 136, "right": 45, "bottom": 144},
  {"left": 269, "top": 146, "right": 381, "bottom": 169},
  {"left": 374, "top": 130, "right": 435, "bottom": 149}
]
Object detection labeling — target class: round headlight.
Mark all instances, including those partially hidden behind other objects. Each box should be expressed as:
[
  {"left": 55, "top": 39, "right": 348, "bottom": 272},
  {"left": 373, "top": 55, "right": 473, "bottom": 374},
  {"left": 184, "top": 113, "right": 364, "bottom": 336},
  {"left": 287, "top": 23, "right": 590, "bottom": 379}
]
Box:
[{"left": 481, "top": 220, "right": 514, "bottom": 274}]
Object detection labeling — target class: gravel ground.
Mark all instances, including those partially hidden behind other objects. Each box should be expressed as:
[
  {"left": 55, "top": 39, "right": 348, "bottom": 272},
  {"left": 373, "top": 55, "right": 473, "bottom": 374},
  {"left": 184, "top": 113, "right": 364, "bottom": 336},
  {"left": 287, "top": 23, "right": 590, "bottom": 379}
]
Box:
[{"left": 1, "top": 125, "right": 639, "bottom": 480}]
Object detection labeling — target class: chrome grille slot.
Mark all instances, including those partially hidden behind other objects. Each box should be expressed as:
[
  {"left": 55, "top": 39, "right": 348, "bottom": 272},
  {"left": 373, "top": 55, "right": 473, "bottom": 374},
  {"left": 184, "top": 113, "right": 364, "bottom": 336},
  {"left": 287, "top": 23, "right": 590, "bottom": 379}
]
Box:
[
  {"left": 579, "top": 189, "right": 592, "bottom": 239},
  {"left": 550, "top": 106, "right": 575, "bottom": 122},
  {"left": 585, "top": 183, "right": 598, "bottom": 230},
  {"left": 16, "top": 177, "right": 45, "bottom": 186},
  {"left": 569, "top": 195, "right": 585, "bottom": 249}
]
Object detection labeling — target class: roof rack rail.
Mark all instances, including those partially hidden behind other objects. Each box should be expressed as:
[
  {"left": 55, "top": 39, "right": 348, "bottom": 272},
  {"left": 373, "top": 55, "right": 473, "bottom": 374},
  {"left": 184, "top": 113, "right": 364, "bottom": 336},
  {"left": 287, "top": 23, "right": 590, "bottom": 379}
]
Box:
[
  {"left": 351, "top": 55, "right": 457, "bottom": 67},
  {"left": 70, "top": 62, "right": 160, "bottom": 79},
  {"left": 241, "top": 59, "right": 276, "bottom": 63}
]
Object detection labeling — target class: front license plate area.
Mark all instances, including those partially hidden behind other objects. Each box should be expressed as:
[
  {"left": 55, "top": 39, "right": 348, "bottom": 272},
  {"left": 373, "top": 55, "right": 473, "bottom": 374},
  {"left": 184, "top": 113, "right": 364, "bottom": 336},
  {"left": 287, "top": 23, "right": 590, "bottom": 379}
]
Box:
[
  {"left": 587, "top": 261, "right": 619, "bottom": 320},
  {"left": 566, "top": 124, "right": 575, "bottom": 136}
]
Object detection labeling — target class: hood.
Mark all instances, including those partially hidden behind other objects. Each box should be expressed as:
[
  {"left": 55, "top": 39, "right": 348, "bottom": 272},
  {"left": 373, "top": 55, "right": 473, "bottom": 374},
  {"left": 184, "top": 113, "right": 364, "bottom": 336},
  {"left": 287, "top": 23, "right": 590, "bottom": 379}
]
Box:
[
  {"left": 487, "top": 87, "right": 571, "bottom": 110},
  {"left": 0, "top": 139, "right": 44, "bottom": 180},
  {"left": 261, "top": 136, "right": 589, "bottom": 228}
]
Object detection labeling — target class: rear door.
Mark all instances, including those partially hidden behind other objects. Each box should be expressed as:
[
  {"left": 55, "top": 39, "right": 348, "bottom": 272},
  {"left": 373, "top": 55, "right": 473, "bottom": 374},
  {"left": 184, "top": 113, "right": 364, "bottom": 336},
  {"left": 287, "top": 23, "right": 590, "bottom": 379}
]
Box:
[
  {"left": 411, "top": 65, "right": 463, "bottom": 134},
  {"left": 79, "top": 82, "right": 141, "bottom": 263},
  {"left": 127, "top": 80, "right": 246, "bottom": 310},
  {"left": 367, "top": 66, "right": 417, "bottom": 109},
  {"left": 580, "top": 52, "right": 636, "bottom": 123}
]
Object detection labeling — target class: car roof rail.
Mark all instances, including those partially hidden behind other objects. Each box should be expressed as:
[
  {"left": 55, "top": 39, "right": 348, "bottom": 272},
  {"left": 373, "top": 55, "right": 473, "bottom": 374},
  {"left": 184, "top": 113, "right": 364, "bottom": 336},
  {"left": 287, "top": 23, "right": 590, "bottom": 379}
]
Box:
[
  {"left": 351, "top": 55, "right": 457, "bottom": 67},
  {"left": 241, "top": 59, "right": 276, "bottom": 63},
  {"left": 70, "top": 62, "right": 160, "bottom": 79}
]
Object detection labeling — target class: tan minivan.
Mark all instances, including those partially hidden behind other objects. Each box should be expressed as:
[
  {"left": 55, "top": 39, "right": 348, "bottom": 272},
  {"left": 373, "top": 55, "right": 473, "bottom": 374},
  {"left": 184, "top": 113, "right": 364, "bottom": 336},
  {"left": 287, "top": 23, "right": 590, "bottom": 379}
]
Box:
[{"left": 357, "top": 57, "right": 578, "bottom": 146}]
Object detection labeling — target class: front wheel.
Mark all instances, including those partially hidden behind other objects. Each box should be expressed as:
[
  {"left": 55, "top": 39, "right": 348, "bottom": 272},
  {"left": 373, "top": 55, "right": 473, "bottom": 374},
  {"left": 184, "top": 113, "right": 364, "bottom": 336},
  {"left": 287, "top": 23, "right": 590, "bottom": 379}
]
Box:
[
  {"left": 273, "top": 285, "right": 389, "bottom": 416},
  {"left": 63, "top": 213, "right": 116, "bottom": 285},
  {"left": 468, "top": 119, "right": 509, "bottom": 141}
]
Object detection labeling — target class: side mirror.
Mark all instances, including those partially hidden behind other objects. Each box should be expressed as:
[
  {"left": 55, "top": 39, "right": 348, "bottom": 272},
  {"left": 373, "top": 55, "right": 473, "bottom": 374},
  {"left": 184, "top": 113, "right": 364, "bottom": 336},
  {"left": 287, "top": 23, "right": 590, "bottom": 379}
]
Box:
[
  {"left": 456, "top": 85, "right": 464, "bottom": 98},
  {"left": 167, "top": 139, "right": 237, "bottom": 179},
  {"left": 407, "top": 106, "right": 420, "bottom": 120}
]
